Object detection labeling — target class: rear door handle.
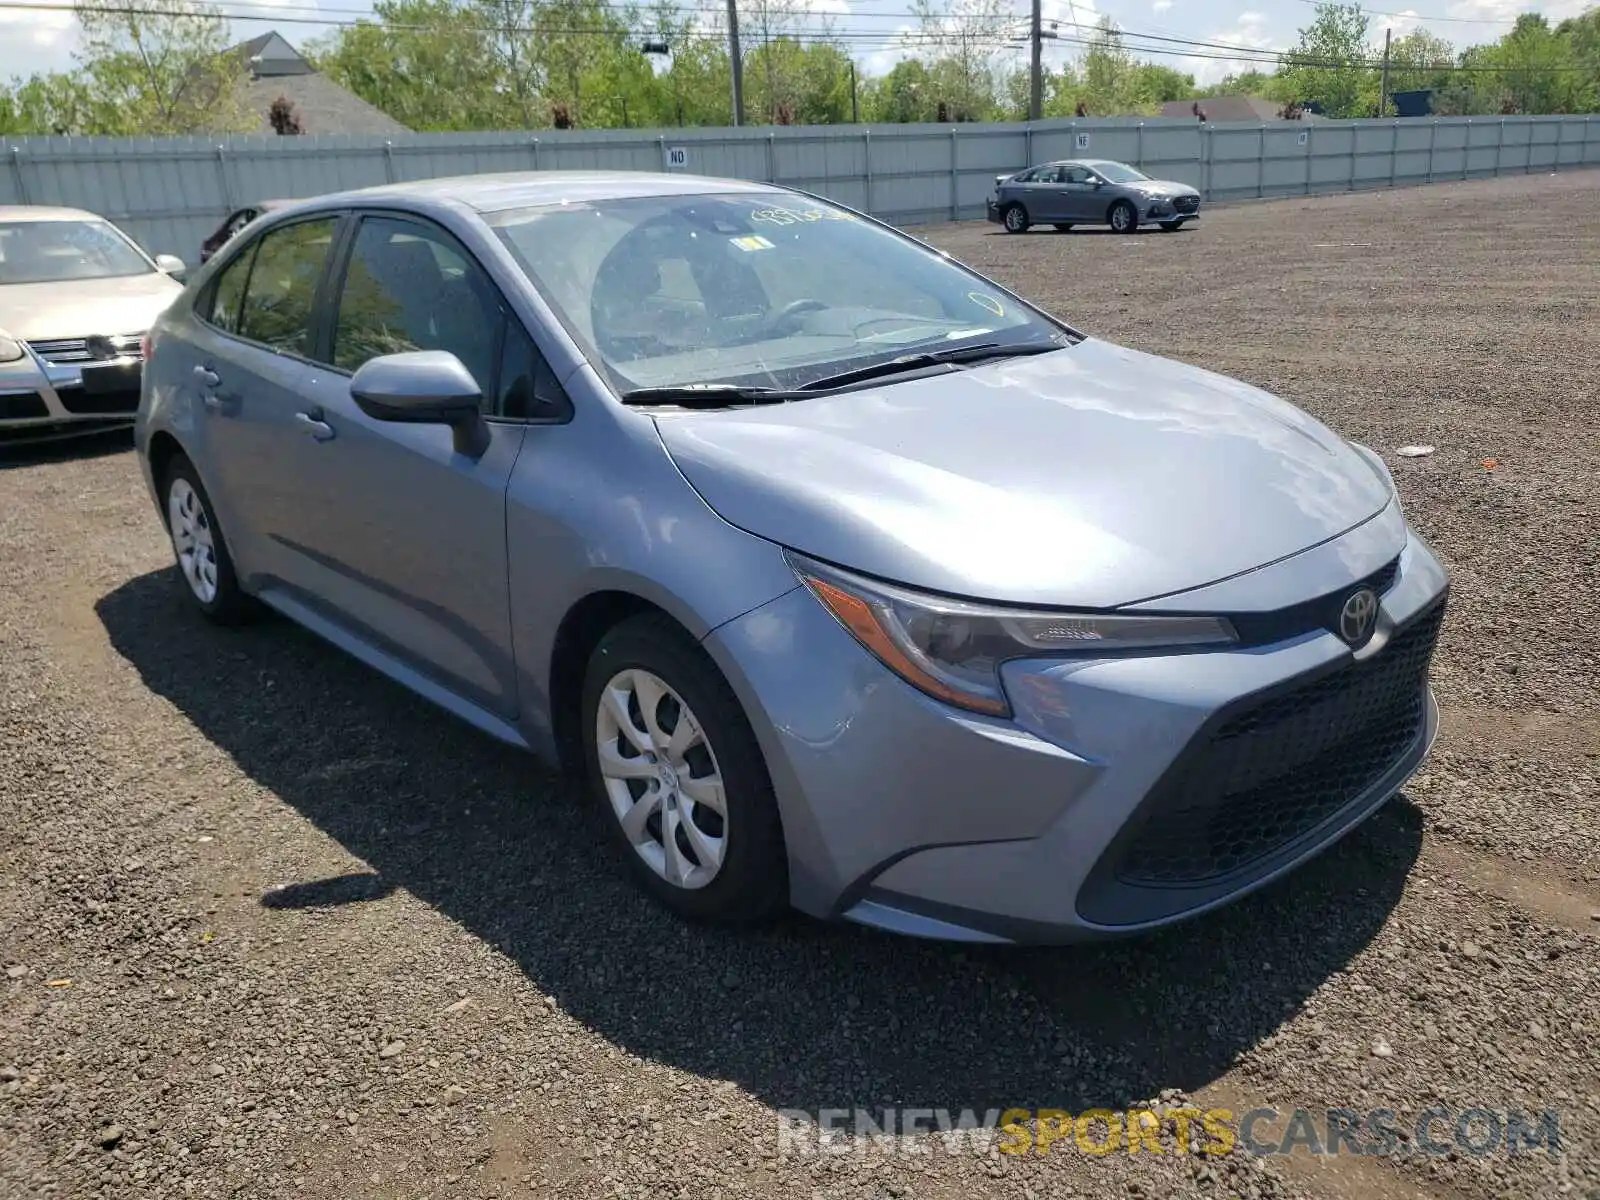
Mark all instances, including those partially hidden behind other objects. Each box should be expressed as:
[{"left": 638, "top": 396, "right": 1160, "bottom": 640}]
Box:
[
  {"left": 192, "top": 364, "right": 226, "bottom": 409},
  {"left": 294, "top": 411, "right": 335, "bottom": 442}
]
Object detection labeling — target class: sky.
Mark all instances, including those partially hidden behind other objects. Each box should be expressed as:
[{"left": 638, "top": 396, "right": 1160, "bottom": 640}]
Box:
[{"left": 0, "top": 0, "right": 1592, "bottom": 94}]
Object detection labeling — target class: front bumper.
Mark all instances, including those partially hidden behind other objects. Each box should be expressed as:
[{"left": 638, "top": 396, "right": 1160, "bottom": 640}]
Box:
[
  {"left": 0, "top": 347, "right": 144, "bottom": 443},
  {"left": 1138, "top": 194, "right": 1202, "bottom": 221},
  {"left": 986, "top": 200, "right": 1003, "bottom": 224},
  {"left": 703, "top": 519, "right": 1448, "bottom": 944}
]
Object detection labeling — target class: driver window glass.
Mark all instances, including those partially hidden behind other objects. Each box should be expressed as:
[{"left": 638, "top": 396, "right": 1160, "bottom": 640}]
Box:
[{"left": 331, "top": 216, "right": 502, "bottom": 406}]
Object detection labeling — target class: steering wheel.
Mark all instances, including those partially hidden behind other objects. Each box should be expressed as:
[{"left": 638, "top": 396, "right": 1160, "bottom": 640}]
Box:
[{"left": 766, "top": 297, "right": 828, "bottom": 333}]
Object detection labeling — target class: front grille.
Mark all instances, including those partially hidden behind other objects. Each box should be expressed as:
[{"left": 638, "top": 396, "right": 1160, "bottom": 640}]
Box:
[
  {"left": 1174, "top": 196, "right": 1200, "bottom": 214},
  {"left": 1112, "top": 599, "right": 1445, "bottom": 888},
  {"left": 25, "top": 335, "right": 145, "bottom": 365},
  {"left": 0, "top": 392, "right": 49, "bottom": 420},
  {"left": 1227, "top": 555, "right": 1401, "bottom": 647}
]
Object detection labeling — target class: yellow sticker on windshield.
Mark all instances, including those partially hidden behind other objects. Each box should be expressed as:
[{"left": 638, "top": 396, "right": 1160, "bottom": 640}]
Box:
[
  {"left": 731, "top": 235, "right": 775, "bottom": 252},
  {"left": 968, "top": 292, "right": 1005, "bottom": 317}
]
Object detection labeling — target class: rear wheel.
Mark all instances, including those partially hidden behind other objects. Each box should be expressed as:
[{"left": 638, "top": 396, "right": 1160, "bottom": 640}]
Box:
[
  {"left": 162, "top": 456, "right": 255, "bottom": 625},
  {"left": 1109, "top": 201, "right": 1138, "bottom": 234},
  {"left": 581, "top": 613, "right": 788, "bottom": 926},
  {"left": 1002, "top": 204, "right": 1031, "bottom": 234}
]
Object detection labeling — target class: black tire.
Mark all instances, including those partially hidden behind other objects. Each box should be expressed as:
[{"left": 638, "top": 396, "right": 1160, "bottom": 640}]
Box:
[
  {"left": 160, "top": 455, "right": 256, "bottom": 625},
  {"left": 580, "top": 613, "right": 788, "bottom": 926},
  {"left": 1001, "top": 204, "right": 1031, "bottom": 234},
  {"left": 1108, "top": 200, "right": 1139, "bottom": 234},
  {"left": 1052, "top": 223, "right": 1074, "bottom": 232},
  {"left": 1159, "top": 219, "right": 1185, "bottom": 232}
]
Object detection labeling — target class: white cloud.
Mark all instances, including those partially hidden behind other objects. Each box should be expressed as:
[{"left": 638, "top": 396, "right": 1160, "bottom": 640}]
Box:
[
  {"left": 1153, "top": 0, "right": 1172, "bottom": 11},
  {"left": 0, "top": 0, "right": 75, "bottom": 78},
  {"left": 1177, "top": 10, "right": 1279, "bottom": 85}
]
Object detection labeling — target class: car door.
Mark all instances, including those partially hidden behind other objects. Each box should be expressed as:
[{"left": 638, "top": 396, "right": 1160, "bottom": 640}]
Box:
[
  {"left": 180, "top": 215, "right": 340, "bottom": 588},
  {"left": 270, "top": 211, "right": 541, "bottom": 718},
  {"left": 1059, "top": 166, "right": 1101, "bottom": 221},
  {"left": 1030, "top": 166, "right": 1072, "bottom": 221}
]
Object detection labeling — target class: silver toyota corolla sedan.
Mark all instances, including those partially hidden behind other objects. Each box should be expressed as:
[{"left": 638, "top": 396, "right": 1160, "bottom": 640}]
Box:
[
  {"left": 135, "top": 171, "right": 1448, "bottom": 944},
  {"left": 988, "top": 160, "right": 1202, "bottom": 234}
]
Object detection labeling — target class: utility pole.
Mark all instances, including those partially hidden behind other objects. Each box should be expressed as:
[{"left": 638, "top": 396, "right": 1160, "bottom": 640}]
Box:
[
  {"left": 850, "top": 61, "right": 858, "bottom": 123},
  {"left": 1029, "top": 0, "right": 1043, "bottom": 121},
  {"left": 727, "top": 0, "right": 745, "bottom": 127},
  {"left": 1379, "top": 26, "right": 1392, "bottom": 118}
]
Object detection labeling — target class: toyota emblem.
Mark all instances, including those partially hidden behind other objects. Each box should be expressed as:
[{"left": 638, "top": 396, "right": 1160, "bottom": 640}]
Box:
[{"left": 1338, "top": 587, "right": 1379, "bottom": 646}]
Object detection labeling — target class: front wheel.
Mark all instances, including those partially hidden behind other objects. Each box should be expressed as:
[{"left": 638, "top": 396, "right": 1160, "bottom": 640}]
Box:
[
  {"left": 1109, "top": 201, "right": 1138, "bottom": 234},
  {"left": 1159, "top": 219, "right": 1186, "bottom": 232},
  {"left": 1002, "top": 204, "right": 1031, "bottom": 234},
  {"left": 581, "top": 614, "right": 788, "bottom": 925}
]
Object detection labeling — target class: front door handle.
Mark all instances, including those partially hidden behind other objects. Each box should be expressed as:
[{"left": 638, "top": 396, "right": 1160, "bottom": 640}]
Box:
[{"left": 294, "top": 412, "right": 336, "bottom": 442}]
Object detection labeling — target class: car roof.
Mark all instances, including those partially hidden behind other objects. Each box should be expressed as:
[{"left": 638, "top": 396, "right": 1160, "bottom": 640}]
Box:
[
  {"left": 0, "top": 205, "right": 110, "bottom": 223},
  {"left": 296, "top": 171, "right": 788, "bottom": 216}
]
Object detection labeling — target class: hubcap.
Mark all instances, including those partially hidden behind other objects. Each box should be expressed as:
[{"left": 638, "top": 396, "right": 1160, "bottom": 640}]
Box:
[
  {"left": 167, "top": 478, "right": 219, "bottom": 604},
  {"left": 595, "top": 668, "right": 727, "bottom": 890},
  {"left": 1113, "top": 207, "right": 1130, "bottom": 230},
  {"left": 1005, "top": 209, "right": 1024, "bottom": 231}
]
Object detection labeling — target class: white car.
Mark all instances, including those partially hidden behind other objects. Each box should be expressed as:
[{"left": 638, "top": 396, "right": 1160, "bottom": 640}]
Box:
[{"left": 1, "top": 206, "right": 187, "bottom": 444}]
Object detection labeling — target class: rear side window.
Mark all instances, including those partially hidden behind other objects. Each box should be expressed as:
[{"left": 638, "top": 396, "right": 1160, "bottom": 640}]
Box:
[
  {"left": 204, "top": 243, "right": 256, "bottom": 333},
  {"left": 237, "top": 218, "right": 338, "bottom": 356}
]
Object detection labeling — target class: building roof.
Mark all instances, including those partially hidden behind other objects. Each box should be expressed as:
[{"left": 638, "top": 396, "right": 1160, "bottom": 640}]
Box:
[
  {"left": 241, "top": 72, "right": 411, "bottom": 135},
  {"left": 1162, "top": 96, "right": 1320, "bottom": 122}
]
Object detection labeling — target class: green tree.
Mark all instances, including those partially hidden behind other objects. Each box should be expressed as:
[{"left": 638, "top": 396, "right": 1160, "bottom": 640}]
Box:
[
  {"left": 1278, "top": 2, "right": 1372, "bottom": 117},
  {"left": 908, "top": 0, "right": 1009, "bottom": 120},
  {"left": 309, "top": 0, "right": 505, "bottom": 131},
  {"left": 72, "top": 0, "right": 252, "bottom": 134},
  {"left": 863, "top": 58, "right": 935, "bottom": 123}
]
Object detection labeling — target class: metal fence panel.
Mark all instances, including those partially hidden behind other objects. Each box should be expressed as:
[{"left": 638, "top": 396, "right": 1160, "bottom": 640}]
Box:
[{"left": 4, "top": 114, "right": 1596, "bottom": 257}]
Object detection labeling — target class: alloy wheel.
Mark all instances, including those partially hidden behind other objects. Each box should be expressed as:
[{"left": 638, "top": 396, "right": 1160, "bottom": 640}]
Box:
[
  {"left": 168, "top": 477, "right": 219, "bottom": 604},
  {"left": 594, "top": 668, "right": 728, "bottom": 890}
]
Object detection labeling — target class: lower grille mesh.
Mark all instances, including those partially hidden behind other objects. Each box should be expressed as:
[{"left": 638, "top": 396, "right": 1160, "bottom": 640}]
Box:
[{"left": 1114, "top": 600, "right": 1445, "bottom": 886}]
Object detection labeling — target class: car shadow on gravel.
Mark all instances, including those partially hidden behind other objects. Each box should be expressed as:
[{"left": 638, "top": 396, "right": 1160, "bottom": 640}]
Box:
[{"left": 98, "top": 567, "right": 1422, "bottom": 1116}]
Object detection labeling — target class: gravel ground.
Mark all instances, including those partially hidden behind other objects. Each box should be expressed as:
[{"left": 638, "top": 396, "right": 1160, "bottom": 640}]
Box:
[{"left": 3, "top": 170, "right": 1598, "bottom": 1200}]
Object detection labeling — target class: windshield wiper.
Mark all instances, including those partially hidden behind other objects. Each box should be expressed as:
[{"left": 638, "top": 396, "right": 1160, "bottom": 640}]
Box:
[
  {"left": 798, "top": 341, "right": 1061, "bottom": 392},
  {"left": 619, "top": 384, "right": 797, "bottom": 409}
]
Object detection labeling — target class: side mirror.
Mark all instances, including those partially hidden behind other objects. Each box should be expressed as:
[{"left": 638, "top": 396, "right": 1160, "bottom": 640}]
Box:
[
  {"left": 155, "top": 253, "right": 188, "bottom": 280},
  {"left": 350, "top": 350, "right": 490, "bottom": 458}
]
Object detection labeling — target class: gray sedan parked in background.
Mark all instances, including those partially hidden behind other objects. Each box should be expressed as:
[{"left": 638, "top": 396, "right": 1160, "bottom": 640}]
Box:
[
  {"left": 988, "top": 160, "right": 1201, "bottom": 234},
  {"left": 136, "top": 170, "right": 1446, "bottom": 944}
]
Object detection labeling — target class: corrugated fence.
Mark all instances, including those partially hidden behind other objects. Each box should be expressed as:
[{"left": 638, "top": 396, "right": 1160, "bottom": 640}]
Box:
[{"left": 4, "top": 113, "right": 1597, "bottom": 259}]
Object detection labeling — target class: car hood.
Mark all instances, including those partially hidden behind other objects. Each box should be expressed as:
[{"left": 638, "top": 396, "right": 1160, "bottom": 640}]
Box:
[
  {"left": 0, "top": 272, "right": 183, "bottom": 342},
  {"left": 655, "top": 338, "right": 1392, "bottom": 608},
  {"left": 1130, "top": 179, "right": 1199, "bottom": 197}
]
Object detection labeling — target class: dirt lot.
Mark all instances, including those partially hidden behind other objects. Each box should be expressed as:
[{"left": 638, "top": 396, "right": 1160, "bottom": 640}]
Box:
[{"left": 3, "top": 170, "right": 1599, "bottom": 1200}]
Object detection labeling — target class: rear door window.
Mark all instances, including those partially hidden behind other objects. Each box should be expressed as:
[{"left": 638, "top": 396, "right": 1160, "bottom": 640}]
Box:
[{"left": 236, "top": 218, "right": 338, "bottom": 356}]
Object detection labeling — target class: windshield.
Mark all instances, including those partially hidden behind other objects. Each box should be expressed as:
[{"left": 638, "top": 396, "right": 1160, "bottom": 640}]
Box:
[
  {"left": 0, "top": 220, "right": 154, "bottom": 285},
  {"left": 1093, "top": 163, "right": 1151, "bottom": 185},
  {"left": 491, "top": 193, "right": 1071, "bottom": 394}
]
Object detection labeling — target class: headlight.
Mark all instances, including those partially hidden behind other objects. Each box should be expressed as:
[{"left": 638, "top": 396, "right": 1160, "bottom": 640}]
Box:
[
  {"left": 788, "top": 552, "right": 1238, "bottom": 717},
  {"left": 0, "top": 335, "right": 24, "bottom": 363}
]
